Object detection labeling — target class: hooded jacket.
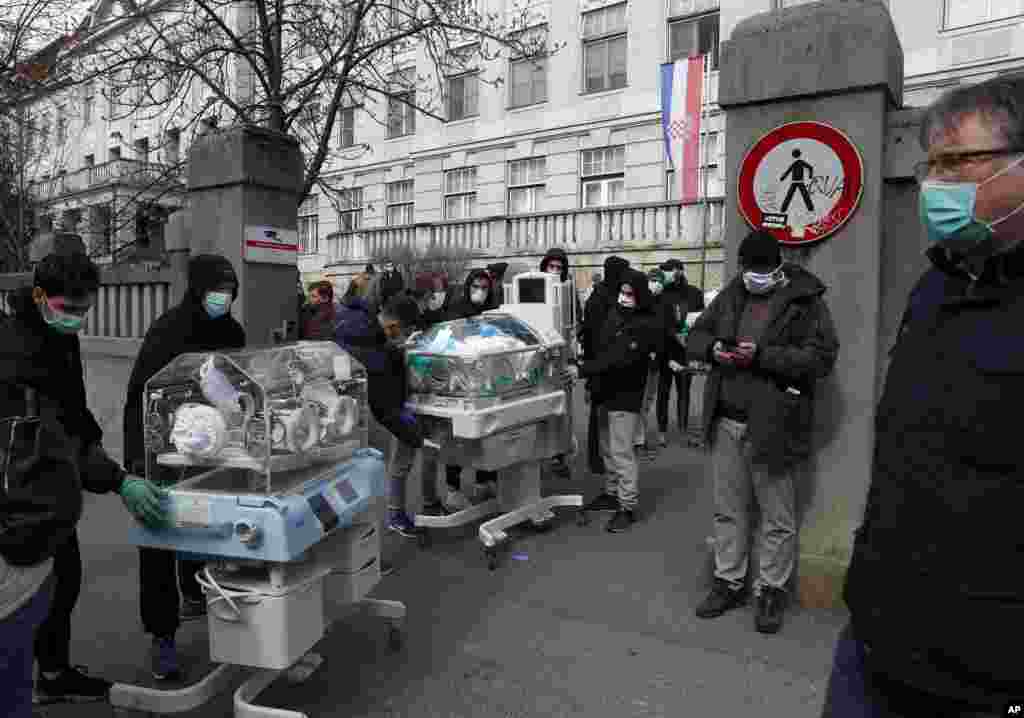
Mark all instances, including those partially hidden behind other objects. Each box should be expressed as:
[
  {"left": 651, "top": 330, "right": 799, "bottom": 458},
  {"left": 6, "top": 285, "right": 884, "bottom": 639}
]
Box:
[
  {"left": 334, "top": 301, "right": 422, "bottom": 449},
  {"left": 842, "top": 242, "right": 1024, "bottom": 709},
  {"left": 539, "top": 248, "right": 584, "bottom": 339},
  {"left": 686, "top": 263, "right": 838, "bottom": 470},
  {"left": 445, "top": 268, "right": 497, "bottom": 321},
  {"left": 658, "top": 270, "right": 705, "bottom": 364},
  {"left": 579, "top": 268, "right": 659, "bottom": 412},
  {"left": 122, "top": 255, "right": 246, "bottom": 479},
  {"left": 581, "top": 256, "right": 630, "bottom": 361}
]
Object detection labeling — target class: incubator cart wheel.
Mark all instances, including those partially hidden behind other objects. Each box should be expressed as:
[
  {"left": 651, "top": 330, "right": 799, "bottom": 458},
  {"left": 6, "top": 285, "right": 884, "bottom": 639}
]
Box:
[
  {"left": 576, "top": 508, "right": 590, "bottom": 526},
  {"left": 388, "top": 624, "right": 404, "bottom": 651}
]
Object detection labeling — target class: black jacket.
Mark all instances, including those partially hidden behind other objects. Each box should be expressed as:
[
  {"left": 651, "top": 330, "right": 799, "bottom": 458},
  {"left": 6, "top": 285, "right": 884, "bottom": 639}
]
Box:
[
  {"left": 687, "top": 263, "right": 838, "bottom": 470},
  {"left": 843, "top": 243, "right": 1024, "bottom": 709},
  {"left": 658, "top": 278, "right": 705, "bottom": 364},
  {"left": 0, "top": 287, "right": 125, "bottom": 495},
  {"left": 581, "top": 256, "right": 630, "bottom": 361},
  {"left": 580, "top": 269, "right": 659, "bottom": 413},
  {"left": 334, "top": 300, "right": 422, "bottom": 449},
  {"left": 539, "top": 248, "right": 584, "bottom": 341},
  {"left": 122, "top": 256, "right": 246, "bottom": 478},
  {"left": 445, "top": 268, "right": 497, "bottom": 321}
]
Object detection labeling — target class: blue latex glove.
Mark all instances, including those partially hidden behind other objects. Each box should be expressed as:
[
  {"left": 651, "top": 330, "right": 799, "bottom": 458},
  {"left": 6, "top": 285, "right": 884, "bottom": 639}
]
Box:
[{"left": 399, "top": 409, "right": 416, "bottom": 427}]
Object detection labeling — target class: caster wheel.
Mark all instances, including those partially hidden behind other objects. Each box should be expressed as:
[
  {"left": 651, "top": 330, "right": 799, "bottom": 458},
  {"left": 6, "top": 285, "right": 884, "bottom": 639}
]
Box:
[
  {"left": 417, "top": 530, "right": 431, "bottom": 548},
  {"left": 485, "top": 547, "right": 499, "bottom": 571},
  {"left": 388, "top": 625, "right": 404, "bottom": 651},
  {"left": 576, "top": 509, "right": 589, "bottom": 526}
]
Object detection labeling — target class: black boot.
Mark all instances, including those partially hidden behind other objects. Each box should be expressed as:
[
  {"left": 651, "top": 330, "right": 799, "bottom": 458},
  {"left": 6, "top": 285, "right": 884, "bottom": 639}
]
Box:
[
  {"left": 755, "top": 586, "right": 786, "bottom": 634},
  {"left": 606, "top": 509, "right": 635, "bottom": 533},
  {"left": 584, "top": 492, "right": 619, "bottom": 512},
  {"left": 695, "top": 579, "right": 748, "bottom": 619}
]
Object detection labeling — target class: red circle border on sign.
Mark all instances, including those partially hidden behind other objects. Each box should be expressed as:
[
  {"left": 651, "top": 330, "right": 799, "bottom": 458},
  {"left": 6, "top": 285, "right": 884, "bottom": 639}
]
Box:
[{"left": 736, "top": 121, "right": 864, "bottom": 246}]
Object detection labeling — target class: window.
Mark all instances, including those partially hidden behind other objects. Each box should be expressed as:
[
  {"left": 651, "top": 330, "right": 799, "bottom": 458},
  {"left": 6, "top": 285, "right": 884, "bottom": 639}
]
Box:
[
  {"left": 667, "top": 131, "right": 721, "bottom": 200},
  {"left": 134, "top": 137, "right": 149, "bottom": 162},
  {"left": 338, "top": 106, "right": 355, "bottom": 148},
  {"left": 56, "top": 106, "right": 67, "bottom": 145},
  {"left": 164, "top": 129, "right": 180, "bottom": 164},
  {"left": 581, "top": 146, "right": 625, "bottom": 208},
  {"left": 337, "top": 187, "right": 363, "bottom": 232},
  {"left": 669, "top": 11, "right": 719, "bottom": 71},
  {"left": 582, "top": 2, "right": 627, "bottom": 93},
  {"left": 385, "top": 180, "right": 414, "bottom": 226},
  {"left": 943, "top": 0, "right": 1022, "bottom": 29},
  {"left": 444, "top": 167, "right": 477, "bottom": 219},
  {"left": 509, "top": 56, "right": 547, "bottom": 108},
  {"left": 109, "top": 146, "right": 121, "bottom": 161},
  {"left": 83, "top": 84, "right": 95, "bottom": 126},
  {"left": 387, "top": 69, "right": 416, "bottom": 138},
  {"left": 38, "top": 114, "right": 50, "bottom": 152},
  {"left": 84, "top": 154, "right": 95, "bottom": 167},
  {"left": 508, "top": 157, "right": 546, "bottom": 214},
  {"left": 446, "top": 72, "right": 479, "bottom": 121},
  {"left": 298, "top": 195, "right": 320, "bottom": 252}
]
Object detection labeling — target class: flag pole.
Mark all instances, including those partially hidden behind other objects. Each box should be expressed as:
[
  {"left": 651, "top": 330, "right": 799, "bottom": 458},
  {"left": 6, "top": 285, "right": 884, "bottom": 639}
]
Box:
[{"left": 699, "top": 53, "right": 709, "bottom": 294}]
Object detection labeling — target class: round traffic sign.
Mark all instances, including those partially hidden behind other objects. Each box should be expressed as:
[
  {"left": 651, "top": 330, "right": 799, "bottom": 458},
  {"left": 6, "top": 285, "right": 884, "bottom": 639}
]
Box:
[{"left": 737, "top": 121, "right": 864, "bottom": 245}]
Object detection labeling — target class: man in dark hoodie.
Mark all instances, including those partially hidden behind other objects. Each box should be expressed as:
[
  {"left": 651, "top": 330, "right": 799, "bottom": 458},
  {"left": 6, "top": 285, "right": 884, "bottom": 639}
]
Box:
[
  {"left": 655, "top": 259, "right": 705, "bottom": 444},
  {"left": 687, "top": 230, "right": 838, "bottom": 635},
  {"left": 580, "top": 256, "right": 630, "bottom": 478},
  {"left": 441, "top": 269, "right": 499, "bottom": 511},
  {"left": 335, "top": 293, "right": 424, "bottom": 538},
  {"left": 0, "top": 251, "right": 167, "bottom": 707},
  {"left": 122, "top": 254, "right": 246, "bottom": 681},
  {"left": 573, "top": 268, "right": 658, "bottom": 533}
]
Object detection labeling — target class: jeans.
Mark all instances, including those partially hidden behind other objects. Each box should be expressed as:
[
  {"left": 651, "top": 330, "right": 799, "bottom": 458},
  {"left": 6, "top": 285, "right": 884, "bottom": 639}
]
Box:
[
  {"left": 710, "top": 418, "right": 797, "bottom": 593},
  {"left": 1, "top": 575, "right": 53, "bottom": 718},
  {"left": 656, "top": 364, "right": 692, "bottom": 432},
  {"left": 34, "top": 531, "right": 80, "bottom": 672},
  {"left": 139, "top": 547, "right": 206, "bottom": 639},
  {"left": 821, "top": 623, "right": 1004, "bottom": 718},
  {"left": 600, "top": 408, "right": 640, "bottom": 510}
]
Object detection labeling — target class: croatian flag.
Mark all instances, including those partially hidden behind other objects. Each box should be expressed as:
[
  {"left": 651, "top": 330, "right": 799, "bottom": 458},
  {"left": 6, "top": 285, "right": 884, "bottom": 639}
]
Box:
[{"left": 661, "top": 57, "right": 704, "bottom": 203}]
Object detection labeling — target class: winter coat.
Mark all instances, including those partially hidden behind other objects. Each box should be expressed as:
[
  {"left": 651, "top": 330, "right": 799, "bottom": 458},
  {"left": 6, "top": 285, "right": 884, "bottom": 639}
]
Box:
[
  {"left": 843, "top": 243, "right": 1024, "bottom": 709},
  {"left": 122, "top": 256, "right": 246, "bottom": 479},
  {"left": 580, "top": 269, "right": 660, "bottom": 413},
  {"left": 334, "top": 300, "right": 422, "bottom": 449},
  {"left": 686, "top": 263, "right": 838, "bottom": 471},
  {"left": 539, "top": 248, "right": 584, "bottom": 338},
  {"left": 581, "top": 256, "right": 630, "bottom": 361},
  {"left": 658, "top": 278, "right": 705, "bottom": 364},
  {"left": 444, "top": 268, "right": 497, "bottom": 321}
]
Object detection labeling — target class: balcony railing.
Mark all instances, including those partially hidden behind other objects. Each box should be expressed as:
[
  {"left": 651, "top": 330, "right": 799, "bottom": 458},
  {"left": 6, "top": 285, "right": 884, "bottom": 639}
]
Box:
[
  {"left": 317, "top": 200, "right": 724, "bottom": 263},
  {"left": 29, "top": 159, "right": 184, "bottom": 202}
]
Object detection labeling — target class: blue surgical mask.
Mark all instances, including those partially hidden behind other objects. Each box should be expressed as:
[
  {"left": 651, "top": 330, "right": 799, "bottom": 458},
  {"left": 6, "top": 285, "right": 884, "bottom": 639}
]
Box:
[
  {"left": 204, "top": 291, "right": 232, "bottom": 319},
  {"left": 742, "top": 264, "right": 787, "bottom": 295},
  {"left": 920, "top": 155, "right": 1024, "bottom": 253}
]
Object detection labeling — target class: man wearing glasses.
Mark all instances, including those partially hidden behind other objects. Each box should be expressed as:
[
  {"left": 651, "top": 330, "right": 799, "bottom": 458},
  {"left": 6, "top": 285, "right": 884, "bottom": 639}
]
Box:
[{"left": 822, "top": 76, "right": 1024, "bottom": 716}]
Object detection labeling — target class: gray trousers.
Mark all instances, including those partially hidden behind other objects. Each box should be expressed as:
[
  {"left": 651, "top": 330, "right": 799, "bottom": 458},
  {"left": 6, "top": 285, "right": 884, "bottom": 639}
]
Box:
[
  {"left": 600, "top": 408, "right": 640, "bottom": 510},
  {"left": 634, "top": 366, "right": 660, "bottom": 447},
  {"left": 710, "top": 417, "right": 797, "bottom": 594},
  {"left": 388, "top": 437, "right": 417, "bottom": 511}
]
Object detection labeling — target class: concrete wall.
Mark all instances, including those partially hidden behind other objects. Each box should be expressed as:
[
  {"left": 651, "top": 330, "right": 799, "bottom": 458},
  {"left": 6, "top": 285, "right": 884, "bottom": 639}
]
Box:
[{"left": 80, "top": 338, "right": 142, "bottom": 462}]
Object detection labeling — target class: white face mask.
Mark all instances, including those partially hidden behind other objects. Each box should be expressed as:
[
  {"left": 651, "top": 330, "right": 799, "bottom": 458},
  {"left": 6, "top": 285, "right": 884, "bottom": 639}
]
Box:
[
  {"left": 742, "top": 263, "right": 786, "bottom": 295},
  {"left": 648, "top": 281, "right": 663, "bottom": 296},
  {"left": 470, "top": 288, "right": 488, "bottom": 305},
  {"left": 618, "top": 292, "right": 636, "bottom": 309},
  {"left": 427, "top": 292, "right": 445, "bottom": 311}
]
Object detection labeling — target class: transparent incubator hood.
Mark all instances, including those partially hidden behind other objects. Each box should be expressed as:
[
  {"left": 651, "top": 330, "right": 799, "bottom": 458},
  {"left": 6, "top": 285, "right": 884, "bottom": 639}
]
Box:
[
  {"left": 142, "top": 341, "right": 369, "bottom": 494},
  {"left": 405, "top": 313, "right": 567, "bottom": 404}
]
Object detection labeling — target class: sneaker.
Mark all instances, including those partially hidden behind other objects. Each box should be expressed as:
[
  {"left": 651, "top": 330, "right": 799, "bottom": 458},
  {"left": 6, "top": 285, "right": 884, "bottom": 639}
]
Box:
[
  {"left": 180, "top": 597, "right": 207, "bottom": 621},
  {"left": 695, "top": 579, "right": 748, "bottom": 619},
  {"left": 473, "top": 480, "right": 498, "bottom": 503},
  {"left": 442, "top": 488, "right": 471, "bottom": 513},
  {"left": 606, "top": 509, "right": 635, "bottom": 533},
  {"left": 658, "top": 432, "right": 668, "bottom": 448},
  {"left": 388, "top": 510, "right": 418, "bottom": 538},
  {"left": 583, "top": 492, "right": 619, "bottom": 513},
  {"left": 150, "top": 636, "right": 183, "bottom": 681},
  {"left": 755, "top": 586, "right": 787, "bottom": 634},
  {"left": 35, "top": 665, "right": 111, "bottom": 704}
]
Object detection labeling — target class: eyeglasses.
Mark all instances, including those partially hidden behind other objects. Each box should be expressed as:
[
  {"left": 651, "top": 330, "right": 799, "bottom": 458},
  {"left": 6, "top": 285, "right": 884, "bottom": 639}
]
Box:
[{"left": 913, "top": 148, "right": 1024, "bottom": 183}]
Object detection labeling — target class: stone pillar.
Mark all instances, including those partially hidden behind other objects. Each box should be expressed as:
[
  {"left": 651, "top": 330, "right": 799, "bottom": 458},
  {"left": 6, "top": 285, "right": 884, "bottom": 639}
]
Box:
[
  {"left": 186, "top": 125, "right": 304, "bottom": 346},
  {"left": 717, "top": 0, "right": 903, "bottom": 608}
]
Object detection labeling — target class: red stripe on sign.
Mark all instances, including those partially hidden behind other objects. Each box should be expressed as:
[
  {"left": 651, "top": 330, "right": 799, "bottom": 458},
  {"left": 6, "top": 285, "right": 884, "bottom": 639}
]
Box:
[
  {"left": 681, "top": 55, "right": 704, "bottom": 203},
  {"left": 246, "top": 240, "right": 299, "bottom": 250}
]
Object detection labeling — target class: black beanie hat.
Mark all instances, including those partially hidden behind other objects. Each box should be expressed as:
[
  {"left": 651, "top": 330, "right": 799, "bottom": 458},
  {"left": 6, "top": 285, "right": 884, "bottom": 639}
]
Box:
[
  {"left": 738, "top": 230, "right": 781, "bottom": 269},
  {"left": 188, "top": 254, "right": 239, "bottom": 300}
]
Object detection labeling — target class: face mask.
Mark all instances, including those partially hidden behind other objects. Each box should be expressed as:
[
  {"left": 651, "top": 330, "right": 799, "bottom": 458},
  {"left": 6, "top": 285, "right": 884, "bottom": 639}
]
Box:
[
  {"left": 41, "top": 297, "right": 86, "bottom": 334},
  {"left": 920, "top": 155, "right": 1024, "bottom": 253},
  {"left": 427, "top": 292, "right": 446, "bottom": 311},
  {"left": 662, "top": 270, "right": 676, "bottom": 285},
  {"left": 648, "top": 281, "right": 663, "bottom": 296},
  {"left": 204, "top": 291, "right": 232, "bottom": 319},
  {"left": 618, "top": 292, "right": 636, "bottom": 309},
  {"left": 470, "top": 288, "right": 488, "bottom": 305},
  {"left": 742, "top": 264, "right": 786, "bottom": 295}
]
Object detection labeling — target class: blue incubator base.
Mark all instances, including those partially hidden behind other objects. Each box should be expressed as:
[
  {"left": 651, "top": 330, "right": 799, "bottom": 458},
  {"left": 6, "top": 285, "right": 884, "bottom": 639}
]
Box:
[{"left": 128, "top": 449, "right": 386, "bottom": 563}]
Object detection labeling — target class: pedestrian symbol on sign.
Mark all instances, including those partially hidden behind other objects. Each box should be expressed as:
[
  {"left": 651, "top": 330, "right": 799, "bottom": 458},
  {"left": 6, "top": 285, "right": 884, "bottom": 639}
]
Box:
[
  {"left": 780, "top": 149, "right": 815, "bottom": 213},
  {"left": 1006, "top": 703, "right": 1022, "bottom": 716}
]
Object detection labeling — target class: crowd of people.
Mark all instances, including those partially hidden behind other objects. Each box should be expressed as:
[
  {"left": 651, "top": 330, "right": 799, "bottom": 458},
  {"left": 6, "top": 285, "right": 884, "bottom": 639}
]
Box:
[{"left": 2, "top": 76, "right": 1023, "bottom": 718}]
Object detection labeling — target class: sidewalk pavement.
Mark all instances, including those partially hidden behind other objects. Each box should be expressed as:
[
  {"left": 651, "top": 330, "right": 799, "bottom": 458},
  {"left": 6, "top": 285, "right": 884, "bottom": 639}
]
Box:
[{"left": 38, "top": 395, "right": 847, "bottom": 718}]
